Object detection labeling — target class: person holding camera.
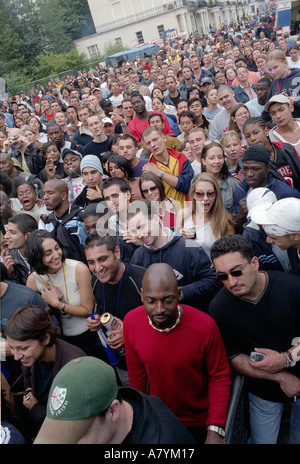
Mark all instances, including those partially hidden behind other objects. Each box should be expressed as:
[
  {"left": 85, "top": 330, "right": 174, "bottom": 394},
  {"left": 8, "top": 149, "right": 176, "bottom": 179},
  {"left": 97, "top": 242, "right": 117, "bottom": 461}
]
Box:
[{"left": 3, "top": 128, "right": 45, "bottom": 176}]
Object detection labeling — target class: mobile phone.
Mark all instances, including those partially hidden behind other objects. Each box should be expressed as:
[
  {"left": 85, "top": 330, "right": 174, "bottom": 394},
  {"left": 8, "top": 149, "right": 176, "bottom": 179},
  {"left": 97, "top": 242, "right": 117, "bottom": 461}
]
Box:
[{"left": 250, "top": 351, "right": 266, "bottom": 363}]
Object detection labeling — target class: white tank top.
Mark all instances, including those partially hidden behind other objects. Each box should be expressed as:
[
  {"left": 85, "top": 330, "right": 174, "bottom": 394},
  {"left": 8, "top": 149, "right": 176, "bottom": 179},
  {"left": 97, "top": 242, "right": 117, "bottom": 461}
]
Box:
[
  {"left": 183, "top": 216, "right": 216, "bottom": 256},
  {"left": 33, "top": 259, "right": 88, "bottom": 336}
]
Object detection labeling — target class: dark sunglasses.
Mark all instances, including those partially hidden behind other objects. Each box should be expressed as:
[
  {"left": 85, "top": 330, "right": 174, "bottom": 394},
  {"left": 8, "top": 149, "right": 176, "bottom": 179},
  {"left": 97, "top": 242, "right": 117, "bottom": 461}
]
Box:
[
  {"left": 142, "top": 186, "right": 158, "bottom": 195},
  {"left": 216, "top": 259, "right": 252, "bottom": 281},
  {"left": 194, "top": 190, "right": 216, "bottom": 199}
]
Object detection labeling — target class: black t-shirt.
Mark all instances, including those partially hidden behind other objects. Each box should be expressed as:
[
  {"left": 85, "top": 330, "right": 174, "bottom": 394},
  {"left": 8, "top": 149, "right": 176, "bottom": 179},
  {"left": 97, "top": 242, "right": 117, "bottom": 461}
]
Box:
[
  {"left": 208, "top": 270, "right": 300, "bottom": 403},
  {"left": 92, "top": 263, "right": 145, "bottom": 320},
  {"left": 272, "top": 142, "right": 300, "bottom": 191},
  {"left": 120, "top": 387, "right": 196, "bottom": 444},
  {"left": 82, "top": 139, "right": 109, "bottom": 160},
  {"left": 168, "top": 92, "right": 181, "bottom": 106},
  {"left": 35, "top": 360, "right": 54, "bottom": 404}
]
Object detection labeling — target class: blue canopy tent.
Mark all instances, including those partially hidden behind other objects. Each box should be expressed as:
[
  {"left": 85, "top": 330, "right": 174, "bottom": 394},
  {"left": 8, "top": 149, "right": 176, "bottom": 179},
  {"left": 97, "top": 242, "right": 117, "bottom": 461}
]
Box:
[{"left": 105, "top": 43, "right": 160, "bottom": 66}]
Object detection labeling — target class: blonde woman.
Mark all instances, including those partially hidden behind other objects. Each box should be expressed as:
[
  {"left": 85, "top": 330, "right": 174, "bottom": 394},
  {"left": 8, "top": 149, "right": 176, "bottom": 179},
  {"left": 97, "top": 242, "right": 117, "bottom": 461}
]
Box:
[
  {"left": 221, "top": 130, "right": 244, "bottom": 181},
  {"left": 266, "top": 49, "right": 300, "bottom": 118},
  {"left": 200, "top": 142, "right": 240, "bottom": 214},
  {"left": 228, "top": 103, "right": 250, "bottom": 147},
  {"left": 255, "top": 53, "right": 268, "bottom": 76},
  {"left": 176, "top": 172, "right": 234, "bottom": 255}
]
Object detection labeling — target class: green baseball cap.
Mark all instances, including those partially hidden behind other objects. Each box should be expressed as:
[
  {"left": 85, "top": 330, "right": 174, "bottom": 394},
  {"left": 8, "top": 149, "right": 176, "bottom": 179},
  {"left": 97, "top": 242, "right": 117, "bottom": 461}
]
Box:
[
  {"left": 34, "top": 357, "right": 118, "bottom": 444},
  {"left": 11, "top": 157, "right": 24, "bottom": 172}
]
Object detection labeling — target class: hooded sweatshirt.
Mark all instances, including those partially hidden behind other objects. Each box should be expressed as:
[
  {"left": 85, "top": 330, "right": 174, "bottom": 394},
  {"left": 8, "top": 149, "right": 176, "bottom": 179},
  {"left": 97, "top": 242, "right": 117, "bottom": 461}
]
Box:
[
  {"left": 262, "top": 68, "right": 300, "bottom": 121},
  {"left": 130, "top": 228, "right": 220, "bottom": 310}
]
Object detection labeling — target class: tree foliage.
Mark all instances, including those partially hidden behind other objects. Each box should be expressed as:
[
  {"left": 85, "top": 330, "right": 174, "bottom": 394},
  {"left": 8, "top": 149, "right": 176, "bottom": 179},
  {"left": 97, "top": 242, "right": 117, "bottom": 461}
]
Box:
[
  {"left": 34, "top": 50, "right": 88, "bottom": 79},
  {"left": 0, "top": 0, "right": 96, "bottom": 91}
]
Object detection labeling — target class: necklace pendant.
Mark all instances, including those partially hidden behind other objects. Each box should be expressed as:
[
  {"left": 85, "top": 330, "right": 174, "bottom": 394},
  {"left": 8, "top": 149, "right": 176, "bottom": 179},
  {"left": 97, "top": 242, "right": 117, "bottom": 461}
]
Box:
[{"left": 148, "top": 306, "right": 183, "bottom": 332}]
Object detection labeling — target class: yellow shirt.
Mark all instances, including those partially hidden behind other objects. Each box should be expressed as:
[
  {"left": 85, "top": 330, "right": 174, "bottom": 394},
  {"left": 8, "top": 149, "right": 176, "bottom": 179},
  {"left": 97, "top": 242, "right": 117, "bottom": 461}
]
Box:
[{"left": 155, "top": 155, "right": 186, "bottom": 209}]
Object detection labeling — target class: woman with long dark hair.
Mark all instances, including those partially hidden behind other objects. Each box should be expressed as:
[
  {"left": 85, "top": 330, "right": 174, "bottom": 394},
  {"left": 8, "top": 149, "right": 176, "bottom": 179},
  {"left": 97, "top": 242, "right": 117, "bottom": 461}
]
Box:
[
  {"left": 108, "top": 154, "right": 141, "bottom": 200},
  {"left": 39, "top": 141, "right": 65, "bottom": 182},
  {"left": 25, "top": 230, "right": 98, "bottom": 356},
  {"left": 139, "top": 171, "right": 178, "bottom": 227}
]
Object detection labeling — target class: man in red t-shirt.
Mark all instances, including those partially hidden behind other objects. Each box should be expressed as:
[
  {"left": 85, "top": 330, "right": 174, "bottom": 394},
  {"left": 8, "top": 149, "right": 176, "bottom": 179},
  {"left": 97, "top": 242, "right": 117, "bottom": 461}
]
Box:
[
  {"left": 123, "top": 262, "right": 231, "bottom": 444},
  {"left": 128, "top": 92, "right": 174, "bottom": 146}
]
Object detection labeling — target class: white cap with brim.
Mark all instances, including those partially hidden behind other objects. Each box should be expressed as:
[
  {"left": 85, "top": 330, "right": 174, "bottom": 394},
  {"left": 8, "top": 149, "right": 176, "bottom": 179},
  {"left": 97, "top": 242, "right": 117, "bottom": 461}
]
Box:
[
  {"left": 250, "top": 197, "right": 300, "bottom": 236},
  {"left": 102, "top": 117, "right": 113, "bottom": 125},
  {"left": 264, "top": 94, "right": 291, "bottom": 112},
  {"left": 34, "top": 357, "right": 118, "bottom": 444},
  {"left": 246, "top": 187, "right": 277, "bottom": 219}
]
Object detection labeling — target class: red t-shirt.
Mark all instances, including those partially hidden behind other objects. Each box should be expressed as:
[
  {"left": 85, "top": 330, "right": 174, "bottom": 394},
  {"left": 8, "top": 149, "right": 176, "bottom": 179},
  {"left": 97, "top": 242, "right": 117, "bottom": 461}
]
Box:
[
  {"left": 128, "top": 111, "right": 174, "bottom": 143},
  {"left": 45, "top": 111, "right": 54, "bottom": 122},
  {"left": 123, "top": 304, "right": 231, "bottom": 428}
]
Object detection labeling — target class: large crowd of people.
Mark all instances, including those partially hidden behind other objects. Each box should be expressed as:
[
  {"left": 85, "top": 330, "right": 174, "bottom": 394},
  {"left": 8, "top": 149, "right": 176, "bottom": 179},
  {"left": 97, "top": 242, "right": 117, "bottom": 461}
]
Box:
[{"left": 1, "top": 15, "right": 300, "bottom": 446}]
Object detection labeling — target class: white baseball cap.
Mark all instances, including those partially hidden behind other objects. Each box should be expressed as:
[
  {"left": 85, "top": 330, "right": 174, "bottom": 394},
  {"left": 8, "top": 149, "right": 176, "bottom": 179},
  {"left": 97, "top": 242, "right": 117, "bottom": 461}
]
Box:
[
  {"left": 264, "top": 94, "right": 291, "bottom": 112},
  {"left": 102, "top": 117, "right": 113, "bottom": 125},
  {"left": 250, "top": 197, "right": 300, "bottom": 236},
  {"left": 246, "top": 188, "right": 277, "bottom": 218}
]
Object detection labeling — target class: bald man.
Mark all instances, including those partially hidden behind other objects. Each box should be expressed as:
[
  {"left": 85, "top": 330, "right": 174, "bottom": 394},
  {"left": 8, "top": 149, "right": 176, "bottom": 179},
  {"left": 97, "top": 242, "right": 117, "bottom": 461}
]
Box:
[
  {"left": 123, "top": 263, "right": 231, "bottom": 444},
  {"left": 41, "top": 179, "right": 87, "bottom": 262}
]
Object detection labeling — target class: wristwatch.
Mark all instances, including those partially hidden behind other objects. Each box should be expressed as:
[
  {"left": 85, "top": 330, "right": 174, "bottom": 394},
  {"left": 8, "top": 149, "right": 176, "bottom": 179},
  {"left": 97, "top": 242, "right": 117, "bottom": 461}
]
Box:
[
  {"left": 158, "top": 170, "right": 164, "bottom": 178},
  {"left": 207, "top": 425, "right": 225, "bottom": 438},
  {"left": 291, "top": 337, "right": 300, "bottom": 362}
]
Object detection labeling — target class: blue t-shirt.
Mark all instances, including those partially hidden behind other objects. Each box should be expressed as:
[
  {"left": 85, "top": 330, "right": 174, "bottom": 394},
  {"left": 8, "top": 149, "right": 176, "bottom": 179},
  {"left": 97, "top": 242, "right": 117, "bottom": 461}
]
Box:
[
  {"left": 133, "top": 159, "right": 148, "bottom": 178},
  {"left": 1, "top": 282, "right": 47, "bottom": 330}
]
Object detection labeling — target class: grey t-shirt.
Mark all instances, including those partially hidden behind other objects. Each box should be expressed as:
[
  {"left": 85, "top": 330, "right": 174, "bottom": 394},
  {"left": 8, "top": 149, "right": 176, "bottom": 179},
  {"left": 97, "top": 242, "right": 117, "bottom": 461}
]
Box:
[{"left": 209, "top": 106, "right": 261, "bottom": 141}]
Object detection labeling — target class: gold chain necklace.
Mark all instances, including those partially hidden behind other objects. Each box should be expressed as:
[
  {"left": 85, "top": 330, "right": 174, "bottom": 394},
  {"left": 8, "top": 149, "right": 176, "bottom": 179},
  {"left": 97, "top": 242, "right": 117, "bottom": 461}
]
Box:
[
  {"left": 46, "top": 262, "right": 69, "bottom": 303},
  {"left": 148, "top": 306, "right": 183, "bottom": 333}
]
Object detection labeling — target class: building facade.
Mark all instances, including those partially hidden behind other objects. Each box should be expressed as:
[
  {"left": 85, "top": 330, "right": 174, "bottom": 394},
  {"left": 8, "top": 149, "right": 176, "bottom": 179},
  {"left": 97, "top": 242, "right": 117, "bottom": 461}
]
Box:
[{"left": 74, "top": 0, "right": 253, "bottom": 58}]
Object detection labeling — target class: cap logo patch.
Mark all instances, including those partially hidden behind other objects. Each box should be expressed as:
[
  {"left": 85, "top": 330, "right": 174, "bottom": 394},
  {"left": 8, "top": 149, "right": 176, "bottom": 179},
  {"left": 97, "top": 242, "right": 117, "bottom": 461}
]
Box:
[{"left": 49, "top": 387, "right": 68, "bottom": 416}]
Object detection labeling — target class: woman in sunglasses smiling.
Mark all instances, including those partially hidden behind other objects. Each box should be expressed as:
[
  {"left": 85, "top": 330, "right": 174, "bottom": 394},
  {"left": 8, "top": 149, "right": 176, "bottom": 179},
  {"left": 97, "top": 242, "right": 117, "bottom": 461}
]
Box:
[
  {"left": 176, "top": 172, "right": 234, "bottom": 256},
  {"left": 139, "top": 171, "right": 178, "bottom": 228}
]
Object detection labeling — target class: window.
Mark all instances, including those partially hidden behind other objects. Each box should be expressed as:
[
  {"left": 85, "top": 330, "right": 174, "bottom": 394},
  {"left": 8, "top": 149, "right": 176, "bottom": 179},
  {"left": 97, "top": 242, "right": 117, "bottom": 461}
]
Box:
[
  {"left": 157, "top": 24, "right": 165, "bottom": 38},
  {"left": 87, "top": 44, "right": 99, "bottom": 58},
  {"left": 115, "top": 37, "right": 123, "bottom": 46},
  {"left": 136, "top": 31, "right": 144, "bottom": 44}
]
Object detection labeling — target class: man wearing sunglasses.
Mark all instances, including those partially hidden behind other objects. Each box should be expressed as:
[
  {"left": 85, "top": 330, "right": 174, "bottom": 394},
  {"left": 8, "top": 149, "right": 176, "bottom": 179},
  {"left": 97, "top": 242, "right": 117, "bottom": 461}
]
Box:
[{"left": 208, "top": 234, "right": 300, "bottom": 445}]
